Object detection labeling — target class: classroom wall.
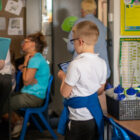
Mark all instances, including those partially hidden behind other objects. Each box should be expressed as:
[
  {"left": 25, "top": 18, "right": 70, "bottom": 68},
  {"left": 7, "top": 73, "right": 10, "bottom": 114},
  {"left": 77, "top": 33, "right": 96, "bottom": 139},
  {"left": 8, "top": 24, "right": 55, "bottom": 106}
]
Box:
[
  {"left": 107, "top": 0, "right": 124, "bottom": 87},
  {"left": 107, "top": 0, "right": 114, "bottom": 85},
  {"left": 26, "top": 0, "right": 41, "bottom": 35},
  {"left": 113, "top": 0, "right": 140, "bottom": 87},
  {"left": 113, "top": 0, "right": 120, "bottom": 87},
  {"left": 26, "top": 0, "right": 52, "bottom": 66}
]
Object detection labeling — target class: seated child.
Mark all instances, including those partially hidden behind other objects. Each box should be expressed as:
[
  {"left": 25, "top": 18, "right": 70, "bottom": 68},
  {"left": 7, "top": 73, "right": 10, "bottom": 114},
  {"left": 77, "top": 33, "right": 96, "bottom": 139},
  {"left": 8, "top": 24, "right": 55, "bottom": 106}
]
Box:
[{"left": 57, "top": 21, "right": 107, "bottom": 140}]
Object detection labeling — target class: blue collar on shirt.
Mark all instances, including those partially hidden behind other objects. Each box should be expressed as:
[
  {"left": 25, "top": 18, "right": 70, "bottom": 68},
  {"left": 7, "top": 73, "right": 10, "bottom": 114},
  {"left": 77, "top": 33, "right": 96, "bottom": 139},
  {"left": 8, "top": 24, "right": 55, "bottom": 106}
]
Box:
[{"left": 57, "top": 92, "right": 104, "bottom": 140}]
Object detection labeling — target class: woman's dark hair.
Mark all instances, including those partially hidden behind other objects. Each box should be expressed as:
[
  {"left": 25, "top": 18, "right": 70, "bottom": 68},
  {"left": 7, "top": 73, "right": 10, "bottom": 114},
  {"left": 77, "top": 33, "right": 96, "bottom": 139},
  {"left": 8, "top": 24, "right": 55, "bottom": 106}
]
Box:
[{"left": 27, "top": 32, "right": 47, "bottom": 53}]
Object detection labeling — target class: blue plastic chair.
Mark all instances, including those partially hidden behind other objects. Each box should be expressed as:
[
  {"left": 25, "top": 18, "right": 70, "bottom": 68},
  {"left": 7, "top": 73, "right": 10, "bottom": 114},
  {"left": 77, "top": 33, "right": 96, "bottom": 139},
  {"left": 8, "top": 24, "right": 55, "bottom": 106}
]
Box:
[
  {"left": 19, "top": 75, "right": 57, "bottom": 140},
  {"left": 108, "top": 118, "right": 130, "bottom": 140},
  {"left": 15, "top": 70, "right": 22, "bottom": 92}
]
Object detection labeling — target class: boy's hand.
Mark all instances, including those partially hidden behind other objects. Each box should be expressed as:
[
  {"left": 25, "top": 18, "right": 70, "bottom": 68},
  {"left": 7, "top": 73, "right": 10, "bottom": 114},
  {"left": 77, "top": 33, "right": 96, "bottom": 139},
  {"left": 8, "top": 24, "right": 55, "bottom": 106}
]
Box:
[{"left": 57, "top": 70, "right": 66, "bottom": 81}]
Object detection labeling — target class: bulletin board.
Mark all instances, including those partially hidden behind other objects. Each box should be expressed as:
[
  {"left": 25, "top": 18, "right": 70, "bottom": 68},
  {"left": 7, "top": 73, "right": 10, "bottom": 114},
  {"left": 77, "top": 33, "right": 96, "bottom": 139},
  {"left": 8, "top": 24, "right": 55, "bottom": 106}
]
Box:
[
  {"left": 0, "top": 0, "right": 26, "bottom": 63},
  {"left": 120, "top": 38, "right": 140, "bottom": 88},
  {"left": 121, "top": 0, "right": 140, "bottom": 36}
]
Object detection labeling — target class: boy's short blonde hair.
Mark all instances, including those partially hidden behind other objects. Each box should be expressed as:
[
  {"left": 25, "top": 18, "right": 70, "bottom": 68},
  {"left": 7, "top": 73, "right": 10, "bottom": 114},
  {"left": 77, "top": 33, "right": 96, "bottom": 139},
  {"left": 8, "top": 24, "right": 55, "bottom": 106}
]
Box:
[
  {"left": 81, "top": 0, "right": 97, "bottom": 14},
  {"left": 72, "top": 21, "right": 99, "bottom": 45}
]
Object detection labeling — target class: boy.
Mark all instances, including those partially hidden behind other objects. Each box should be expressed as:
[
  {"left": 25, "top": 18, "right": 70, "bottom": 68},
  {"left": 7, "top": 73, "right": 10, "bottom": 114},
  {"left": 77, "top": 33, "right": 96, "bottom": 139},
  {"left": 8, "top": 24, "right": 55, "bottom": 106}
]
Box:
[
  {"left": 67, "top": 0, "right": 110, "bottom": 79},
  {"left": 57, "top": 21, "right": 107, "bottom": 140}
]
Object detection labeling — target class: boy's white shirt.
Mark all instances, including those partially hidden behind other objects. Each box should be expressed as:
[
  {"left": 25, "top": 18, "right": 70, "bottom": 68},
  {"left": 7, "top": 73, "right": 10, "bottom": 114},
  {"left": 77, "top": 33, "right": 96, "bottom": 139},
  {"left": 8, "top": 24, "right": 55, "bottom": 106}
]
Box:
[{"left": 65, "top": 52, "right": 107, "bottom": 121}]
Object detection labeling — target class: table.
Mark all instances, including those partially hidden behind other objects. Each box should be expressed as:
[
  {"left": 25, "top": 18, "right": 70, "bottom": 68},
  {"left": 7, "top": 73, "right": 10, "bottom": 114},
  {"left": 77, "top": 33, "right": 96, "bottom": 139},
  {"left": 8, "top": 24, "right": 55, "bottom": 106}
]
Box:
[
  {"left": 98, "top": 92, "right": 140, "bottom": 139},
  {"left": 104, "top": 114, "right": 140, "bottom": 140}
]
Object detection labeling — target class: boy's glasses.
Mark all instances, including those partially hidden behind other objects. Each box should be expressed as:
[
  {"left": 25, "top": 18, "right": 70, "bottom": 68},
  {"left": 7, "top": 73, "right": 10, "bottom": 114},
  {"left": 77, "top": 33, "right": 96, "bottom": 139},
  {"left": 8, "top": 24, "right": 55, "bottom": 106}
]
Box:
[{"left": 70, "top": 38, "right": 79, "bottom": 44}]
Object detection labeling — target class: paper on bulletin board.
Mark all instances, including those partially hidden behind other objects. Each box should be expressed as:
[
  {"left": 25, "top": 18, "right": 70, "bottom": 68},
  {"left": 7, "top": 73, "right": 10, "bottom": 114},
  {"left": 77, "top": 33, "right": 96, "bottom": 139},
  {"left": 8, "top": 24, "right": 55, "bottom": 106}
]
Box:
[
  {"left": 0, "top": 17, "right": 6, "bottom": 30},
  {"left": 19, "top": 0, "right": 25, "bottom": 7},
  {"left": 5, "top": 0, "right": 23, "bottom": 16},
  {"left": 0, "top": 0, "right": 2, "bottom": 11},
  {"left": 120, "top": 38, "right": 140, "bottom": 88},
  {"left": 121, "top": 0, "right": 140, "bottom": 35},
  {"left": 8, "top": 18, "right": 23, "bottom": 35}
]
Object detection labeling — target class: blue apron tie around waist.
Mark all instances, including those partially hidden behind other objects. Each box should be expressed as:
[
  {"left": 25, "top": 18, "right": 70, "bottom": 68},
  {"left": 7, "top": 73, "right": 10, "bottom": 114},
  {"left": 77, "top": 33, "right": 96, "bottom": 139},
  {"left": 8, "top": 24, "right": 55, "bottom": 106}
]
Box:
[{"left": 57, "top": 92, "right": 104, "bottom": 140}]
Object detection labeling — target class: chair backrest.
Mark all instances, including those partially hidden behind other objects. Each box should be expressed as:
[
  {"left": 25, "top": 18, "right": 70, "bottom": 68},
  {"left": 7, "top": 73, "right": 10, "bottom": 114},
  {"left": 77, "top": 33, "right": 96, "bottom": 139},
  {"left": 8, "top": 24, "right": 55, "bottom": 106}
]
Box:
[
  {"left": 15, "top": 70, "right": 22, "bottom": 92},
  {"left": 41, "top": 75, "right": 53, "bottom": 111},
  {"left": 109, "top": 118, "right": 130, "bottom": 140}
]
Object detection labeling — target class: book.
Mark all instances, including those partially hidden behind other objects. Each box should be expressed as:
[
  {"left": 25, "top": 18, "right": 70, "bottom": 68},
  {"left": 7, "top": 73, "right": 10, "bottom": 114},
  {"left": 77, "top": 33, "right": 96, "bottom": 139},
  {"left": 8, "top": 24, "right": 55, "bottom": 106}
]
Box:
[{"left": 0, "top": 37, "right": 11, "bottom": 60}]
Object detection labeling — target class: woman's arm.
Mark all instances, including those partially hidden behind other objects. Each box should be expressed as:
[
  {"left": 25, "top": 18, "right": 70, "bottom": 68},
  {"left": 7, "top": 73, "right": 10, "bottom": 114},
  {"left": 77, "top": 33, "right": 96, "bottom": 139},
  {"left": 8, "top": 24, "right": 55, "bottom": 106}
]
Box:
[
  {"left": 0, "top": 60, "right": 5, "bottom": 70},
  {"left": 23, "top": 68, "right": 37, "bottom": 86},
  {"left": 22, "top": 54, "right": 37, "bottom": 86}
]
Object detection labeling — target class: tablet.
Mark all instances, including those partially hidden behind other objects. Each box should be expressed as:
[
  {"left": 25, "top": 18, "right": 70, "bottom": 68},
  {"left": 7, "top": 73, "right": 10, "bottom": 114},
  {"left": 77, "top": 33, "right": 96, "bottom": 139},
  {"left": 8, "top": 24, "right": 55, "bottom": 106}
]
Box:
[{"left": 58, "top": 61, "right": 70, "bottom": 72}]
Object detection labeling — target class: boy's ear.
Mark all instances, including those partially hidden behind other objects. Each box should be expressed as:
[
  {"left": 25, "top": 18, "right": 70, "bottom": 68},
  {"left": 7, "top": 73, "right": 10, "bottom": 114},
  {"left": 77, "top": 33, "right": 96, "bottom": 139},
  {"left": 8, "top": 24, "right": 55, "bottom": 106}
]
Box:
[{"left": 79, "top": 38, "right": 84, "bottom": 45}]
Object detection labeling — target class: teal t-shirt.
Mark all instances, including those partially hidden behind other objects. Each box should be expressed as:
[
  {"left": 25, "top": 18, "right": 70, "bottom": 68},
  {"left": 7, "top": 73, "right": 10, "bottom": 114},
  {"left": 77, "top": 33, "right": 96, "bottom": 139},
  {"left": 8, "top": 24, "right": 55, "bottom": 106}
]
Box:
[{"left": 21, "top": 53, "right": 50, "bottom": 99}]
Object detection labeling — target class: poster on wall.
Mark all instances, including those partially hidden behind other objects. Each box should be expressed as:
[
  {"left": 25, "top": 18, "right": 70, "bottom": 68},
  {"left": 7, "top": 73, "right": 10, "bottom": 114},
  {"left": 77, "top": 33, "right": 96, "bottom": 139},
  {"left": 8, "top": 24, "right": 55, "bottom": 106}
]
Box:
[
  {"left": 5, "top": 0, "right": 23, "bottom": 16},
  {"left": 121, "top": 0, "right": 140, "bottom": 35},
  {"left": 20, "top": 0, "right": 25, "bottom": 7},
  {"left": 120, "top": 38, "right": 140, "bottom": 88},
  {"left": 8, "top": 18, "right": 23, "bottom": 35},
  {"left": 0, "top": 17, "right": 6, "bottom": 30}
]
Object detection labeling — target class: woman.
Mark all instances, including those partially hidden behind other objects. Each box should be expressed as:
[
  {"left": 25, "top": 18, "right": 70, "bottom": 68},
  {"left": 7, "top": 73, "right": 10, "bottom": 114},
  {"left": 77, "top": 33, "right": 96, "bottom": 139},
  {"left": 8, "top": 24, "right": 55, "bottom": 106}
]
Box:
[{"left": 1, "top": 32, "right": 50, "bottom": 137}]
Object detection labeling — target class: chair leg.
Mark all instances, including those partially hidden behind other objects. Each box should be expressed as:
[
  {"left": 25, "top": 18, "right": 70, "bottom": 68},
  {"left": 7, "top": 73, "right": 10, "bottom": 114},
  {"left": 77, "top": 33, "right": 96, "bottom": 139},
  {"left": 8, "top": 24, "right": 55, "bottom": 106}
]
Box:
[
  {"left": 20, "top": 111, "right": 30, "bottom": 140},
  {"left": 39, "top": 113, "right": 58, "bottom": 140},
  {"left": 31, "top": 115, "right": 43, "bottom": 133}
]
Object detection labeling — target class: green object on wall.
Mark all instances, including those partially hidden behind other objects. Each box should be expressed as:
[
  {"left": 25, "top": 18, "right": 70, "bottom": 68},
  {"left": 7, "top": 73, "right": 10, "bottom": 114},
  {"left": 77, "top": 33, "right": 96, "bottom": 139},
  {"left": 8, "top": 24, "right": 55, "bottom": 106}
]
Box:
[
  {"left": 61, "top": 16, "right": 78, "bottom": 32},
  {"left": 0, "top": 0, "right": 2, "bottom": 11}
]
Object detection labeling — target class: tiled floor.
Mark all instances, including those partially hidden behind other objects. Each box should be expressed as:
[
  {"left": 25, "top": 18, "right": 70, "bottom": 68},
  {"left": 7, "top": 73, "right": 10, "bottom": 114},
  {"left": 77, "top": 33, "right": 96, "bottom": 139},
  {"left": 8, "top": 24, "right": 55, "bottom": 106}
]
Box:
[
  {"left": 0, "top": 121, "right": 64, "bottom": 140},
  {"left": 10, "top": 129, "right": 64, "bottom": 140},
  {"left": 0, "top": 119, "right": 108, "bottom": 140},
  {"left": 22, "top": 129, "right": 64, "bottom": 140}
]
